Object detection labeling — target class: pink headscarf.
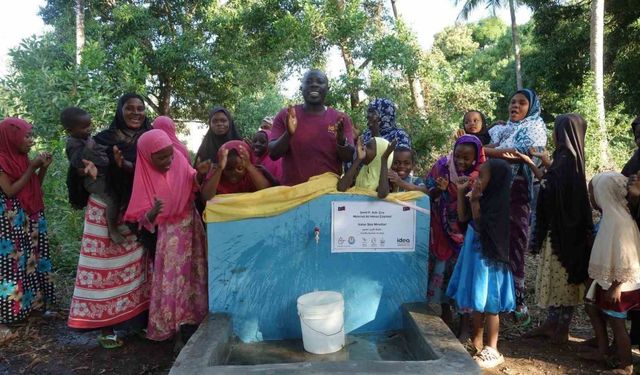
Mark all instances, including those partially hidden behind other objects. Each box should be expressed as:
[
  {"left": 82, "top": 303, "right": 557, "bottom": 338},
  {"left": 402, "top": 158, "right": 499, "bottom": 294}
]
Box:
[
  {"left": 218, "top": 140, "right": 254, "bottom": 163},
  {"left": 124, "top": 129, "right": 196, "bottom": 225},
  {"left": 0, "top": 118, "right": 44, "bottom": 215},
  {"left": 152, "top": 116, "right": 190, "bottom": 160}
]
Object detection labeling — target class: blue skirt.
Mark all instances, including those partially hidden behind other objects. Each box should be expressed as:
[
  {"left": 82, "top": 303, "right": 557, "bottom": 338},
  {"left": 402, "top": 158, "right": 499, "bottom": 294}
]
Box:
[{"left": 446, "top": 224, "right": 516, "bottom": 314}]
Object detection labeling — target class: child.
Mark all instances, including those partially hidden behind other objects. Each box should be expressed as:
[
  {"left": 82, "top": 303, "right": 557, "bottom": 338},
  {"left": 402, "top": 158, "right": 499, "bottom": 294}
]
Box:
[
  {"left": 388, "top": 146, "right": 427, "bottom": 193},
  {"left": 252, "top": 129, "right": 282, "bottom": 182},
  {"left": 153, "top": 116, "right": 190, "bottom": 160},
  {"left": 201, "top": 140, "right": 273, "bottom": 200},
  {"left": 518, "top": 114, "right": 592, "bottom": 343},
  {"left": 583, "top": 172, "right": 640, "bottom": 375},
  {"left": 446, "top": 159, "right": 516, "bottom": 369},
  {"left": 456, "top": 110, "right": 492, "bottom": 145},
  {"left": 123, "top": 129, "right": 208, "bottom": 346},
  {"left": 425, "top": 135, "right": 486, "bottom": 333},
  {"left": 337, "top": 136, "right": 396, "bottom": 198},
  {"left": 61, "top": 107, "right": 124, "bottom": 244},
  {"left": 0, "top": 118, "right": 56, "bottom": 334}
]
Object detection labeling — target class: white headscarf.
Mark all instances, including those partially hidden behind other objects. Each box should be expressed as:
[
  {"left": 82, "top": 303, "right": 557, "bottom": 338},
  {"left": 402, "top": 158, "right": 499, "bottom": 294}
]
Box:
[{"left": 588, "top": 172, "right": 640, "bottom": 291}]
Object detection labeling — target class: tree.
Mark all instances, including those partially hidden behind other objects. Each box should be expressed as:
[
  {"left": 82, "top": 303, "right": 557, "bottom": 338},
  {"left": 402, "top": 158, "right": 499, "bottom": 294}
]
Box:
[
  {"left": 590, "top": 0, "right": 610, "bottom": 167},
  {"left": 388, "top": 0, "right": 426, "bottom": 114},
  {"left": 454, "top": 0, "right": 524, "bottom": 89},
  {"left": 75, "top": 0, "right": 84, "bottom": 66}
]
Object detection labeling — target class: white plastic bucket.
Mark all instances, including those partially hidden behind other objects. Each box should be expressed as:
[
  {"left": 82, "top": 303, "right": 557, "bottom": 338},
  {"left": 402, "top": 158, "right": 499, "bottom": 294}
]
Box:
[{"left": 297, "top": 291, "right": 345, "bottom": 354}]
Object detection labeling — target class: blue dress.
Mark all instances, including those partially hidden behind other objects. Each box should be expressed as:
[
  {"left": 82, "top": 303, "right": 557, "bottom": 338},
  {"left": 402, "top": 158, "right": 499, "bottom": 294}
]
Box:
[{"left": 446, "top": 222, "right": 516, "bottom": 314}]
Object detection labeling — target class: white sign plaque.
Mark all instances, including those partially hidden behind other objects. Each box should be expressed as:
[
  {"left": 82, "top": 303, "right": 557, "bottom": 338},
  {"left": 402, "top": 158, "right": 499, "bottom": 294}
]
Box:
[{"left": 331, "top": 201, "right": 416, "bottom": 253}]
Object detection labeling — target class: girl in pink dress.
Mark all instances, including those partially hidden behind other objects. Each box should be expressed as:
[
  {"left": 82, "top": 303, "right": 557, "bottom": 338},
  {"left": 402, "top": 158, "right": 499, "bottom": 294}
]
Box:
[{"left": 124, "top": 129, "right": 208, "bottom": 346}]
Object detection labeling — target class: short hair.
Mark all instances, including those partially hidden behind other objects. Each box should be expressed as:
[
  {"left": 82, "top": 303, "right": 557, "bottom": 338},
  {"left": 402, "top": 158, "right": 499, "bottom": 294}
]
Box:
[
  {"left": 60, "top": 107, "right": 89, "bottom": 130},
  {"left": 394, "top": 145, "right": 416, "bottom": 163}
]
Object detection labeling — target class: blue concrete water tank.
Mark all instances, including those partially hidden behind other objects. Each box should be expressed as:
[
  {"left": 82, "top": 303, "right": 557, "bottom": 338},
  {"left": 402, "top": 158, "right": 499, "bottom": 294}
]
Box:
[{"left": 207, "top": 193, "right": 430, "bottom": 342}]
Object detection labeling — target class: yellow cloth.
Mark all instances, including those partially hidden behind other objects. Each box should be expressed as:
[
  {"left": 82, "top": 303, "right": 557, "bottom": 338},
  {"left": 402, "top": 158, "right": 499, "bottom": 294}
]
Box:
[
  {"left": 355, "top": 137, "right": 393, "bottom": 191},
  {"left": 204, "top": 172, "right": 425, "bottom": 223}
]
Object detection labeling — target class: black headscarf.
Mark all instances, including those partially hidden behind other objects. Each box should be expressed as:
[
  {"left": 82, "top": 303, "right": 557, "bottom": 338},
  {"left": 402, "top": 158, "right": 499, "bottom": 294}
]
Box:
[
  {"left": 462, "top": 110, "right": 492, "bottom": 145},
  {"left": 195, "top": 107, "right": 241, "bottom": 163},
  {"left": 479, "top": 159, "right": 512, "bottom": 264},
  {"left": 93, "top": 93, "right": 152, "bottom": 206},
  {"left": 534, "top": 114, "right": 592, "bottom": 284},
  {"left": 621, "top": 116, "right": 640, "bottom": 177}
]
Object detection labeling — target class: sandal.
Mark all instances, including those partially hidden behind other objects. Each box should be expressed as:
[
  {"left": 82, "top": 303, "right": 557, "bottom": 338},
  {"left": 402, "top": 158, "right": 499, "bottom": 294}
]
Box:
[
  {"left": 97, "top": 334, "right": 124, "bottom": 349},
  {"left": 474, "top": 346, "right": 505, "bottom": 369}
]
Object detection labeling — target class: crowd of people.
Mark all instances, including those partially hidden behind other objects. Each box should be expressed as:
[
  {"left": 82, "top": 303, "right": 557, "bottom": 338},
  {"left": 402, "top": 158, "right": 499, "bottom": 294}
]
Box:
[{"left": 1, "top": 68, "right": 640, "bottom": 373}]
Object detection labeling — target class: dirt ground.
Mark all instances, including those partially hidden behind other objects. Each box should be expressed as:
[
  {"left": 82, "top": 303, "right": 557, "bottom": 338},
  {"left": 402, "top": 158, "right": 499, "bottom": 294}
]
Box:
[{"left": 0, "top": 254, "right": 636, "bottom": 374}]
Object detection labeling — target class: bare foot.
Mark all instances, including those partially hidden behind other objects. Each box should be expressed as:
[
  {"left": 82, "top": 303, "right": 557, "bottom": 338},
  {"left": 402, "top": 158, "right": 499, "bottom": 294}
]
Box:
[
  {"left": 522, "top": 323, "right": 556, "bottom": 339},
  {"left": 109, "top": 230, "right": 125, "bottom": 244},
  {"left": 601, "top": 365, "right": 633, "bottom": 374}
]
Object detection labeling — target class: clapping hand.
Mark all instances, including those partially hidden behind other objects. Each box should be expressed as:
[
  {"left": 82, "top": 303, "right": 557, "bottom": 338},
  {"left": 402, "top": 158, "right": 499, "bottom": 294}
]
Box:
[
  {"left": 382, "top": 139, "right": 397, "bottom": 160},
  {"left": 388, "top": 170, "right": 402, "bottom": 184},
  {"left": 81, "top": 159, "right": 98, "bottom": 180},
  {"left": 286, "top": 105, "right": 297, "bottom": 135},
  {"left": 40, "top": 152, "right": 53, "bottom": 168},
  {"left": 469, "top": 179, "right": 482, "bottom": 202},
  {"left": 113, "top": 146, "right": 124, "bottom": 168},
  {"left": 436, "top": 177, "right": 448, "bottom": 191},
  {"left": 356, "top": 136, "right": 367, "bottom": 161},
  {"left": 336, "top": 116, "right": 345, "bottom": 145},
  {"left": 238, "top": 146, "right": 251, "bottom": 169},
  {"left": 455, "top": 176, "right": 471, "bottom": 190},
  {"left": 195, "top": 157, "right": 212, "bottom": 176}
]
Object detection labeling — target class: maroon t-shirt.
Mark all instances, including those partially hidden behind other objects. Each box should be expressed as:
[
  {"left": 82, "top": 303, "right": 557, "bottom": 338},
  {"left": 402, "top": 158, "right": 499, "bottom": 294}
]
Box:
[{"left": 270, "top": 105, "right": 354, "bottom": 186}]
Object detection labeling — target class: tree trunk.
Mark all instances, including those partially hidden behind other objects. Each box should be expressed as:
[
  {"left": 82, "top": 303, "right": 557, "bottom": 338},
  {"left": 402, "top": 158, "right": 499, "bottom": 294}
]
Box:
[
  {"left": 389, "top": 0, "right": 425, "bottom": 114},
  {"left": 590, "top": 0, "right": 609, "bottom": 168},
  {"left": 390, "top": 0, "right": 399, "bottom": 19},
  {"left": 508, "top": 0, "right": 522, "bottom": 90},
  {"left": 339, "top": 44, "right": 360, "bottom": 110},
  {"left": 75, "top": 0, "right": 85, "bottom": 66},
  {"left": 336, "top": 0, "right": 360, "bottom": 110},
  {"left": 158, "top": 76, "right": 172, "bottom": 116}
]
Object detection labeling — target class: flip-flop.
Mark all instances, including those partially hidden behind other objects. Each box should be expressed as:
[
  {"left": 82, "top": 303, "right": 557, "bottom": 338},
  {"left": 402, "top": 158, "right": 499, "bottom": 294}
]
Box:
[{"left": 97, "top": 334, "right": 123, "bottom": 349}]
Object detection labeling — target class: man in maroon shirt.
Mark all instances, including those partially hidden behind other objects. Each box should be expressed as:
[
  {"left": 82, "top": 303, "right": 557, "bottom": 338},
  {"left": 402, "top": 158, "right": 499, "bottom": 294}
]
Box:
[{"left": 269, "top": 69, "right": 355, "bottom": 186}]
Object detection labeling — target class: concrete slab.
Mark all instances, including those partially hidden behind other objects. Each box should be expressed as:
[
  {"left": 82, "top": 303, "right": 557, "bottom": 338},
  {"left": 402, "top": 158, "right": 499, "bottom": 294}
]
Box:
[{"left": 170, "top": 303, "right": 480, "bottom": 374}]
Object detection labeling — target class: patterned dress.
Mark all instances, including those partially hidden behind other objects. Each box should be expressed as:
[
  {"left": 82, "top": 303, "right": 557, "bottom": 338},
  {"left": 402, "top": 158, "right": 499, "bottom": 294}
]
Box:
[
  {"left": 0, "top": 190, "right": 55, "bottom": 324},
  {"left": 147, "top": 207, "right": 208, "bottom": 341},
  {"left": 67, "top": 196, "right": 151, "bottom": 329}
]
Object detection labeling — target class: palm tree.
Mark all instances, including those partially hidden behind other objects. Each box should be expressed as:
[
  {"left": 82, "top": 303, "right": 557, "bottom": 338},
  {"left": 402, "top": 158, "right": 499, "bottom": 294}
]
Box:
[
  {"left": 75, "top": 0, "right": 85, "bottom": 66},
  {"left": 590, "top": 0, "right": 610, "bottom": 167},
  {"left": 454, "top": 0, "right": 523, "bottom": 90}
]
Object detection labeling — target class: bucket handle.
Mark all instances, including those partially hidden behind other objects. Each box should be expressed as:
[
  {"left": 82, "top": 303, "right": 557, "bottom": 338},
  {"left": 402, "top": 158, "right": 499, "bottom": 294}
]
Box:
[{"left": 300, "top": 318, "right": 344, "bottom": 337}]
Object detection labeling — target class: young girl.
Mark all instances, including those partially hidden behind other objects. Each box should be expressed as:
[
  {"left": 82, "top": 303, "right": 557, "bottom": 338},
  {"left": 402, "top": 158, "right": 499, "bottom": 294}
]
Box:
[
  {"left": 425, "top": 135, "right": 485, "bottom": 331},
  {"left": 584, "top": 172, "right": 640, "bottom": 375},
  {"left": 519, "top": 114, "right": 592, "bottom": 343},
  {"left": 123, "top": 129, "right": 208, "bottom": 347},
  {"left": 201, "top": 140, "right": 273, "bottom": 200},
  {"left": 0, "top": 118, "right": 55, "bottom": 338},
  {"left": 337, "top": 136, "right": 396, "bottom": 198},
  {"left": 446, "top": 159, "right": 516, "bottom": 369},
  {"left": 153, "top": 116, "right": 190, "bottom": 160},
  {"left": 456, "top": 110, "right": 492, "bottom": 145},
  {"left": 252, "top": 129, "right": 282, "bottom": 182},
  {"left": 389, "top": 146, "right": 427, "bottom": 193}
]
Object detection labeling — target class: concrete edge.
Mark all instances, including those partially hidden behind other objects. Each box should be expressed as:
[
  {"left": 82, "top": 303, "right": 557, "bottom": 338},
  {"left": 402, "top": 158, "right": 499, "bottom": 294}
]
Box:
[
  {"left": 169, "top": 313, "right": 232, "bottom": 375},
  {"left": 401, "top": 302, "right": 481, "bottom": 374}
]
